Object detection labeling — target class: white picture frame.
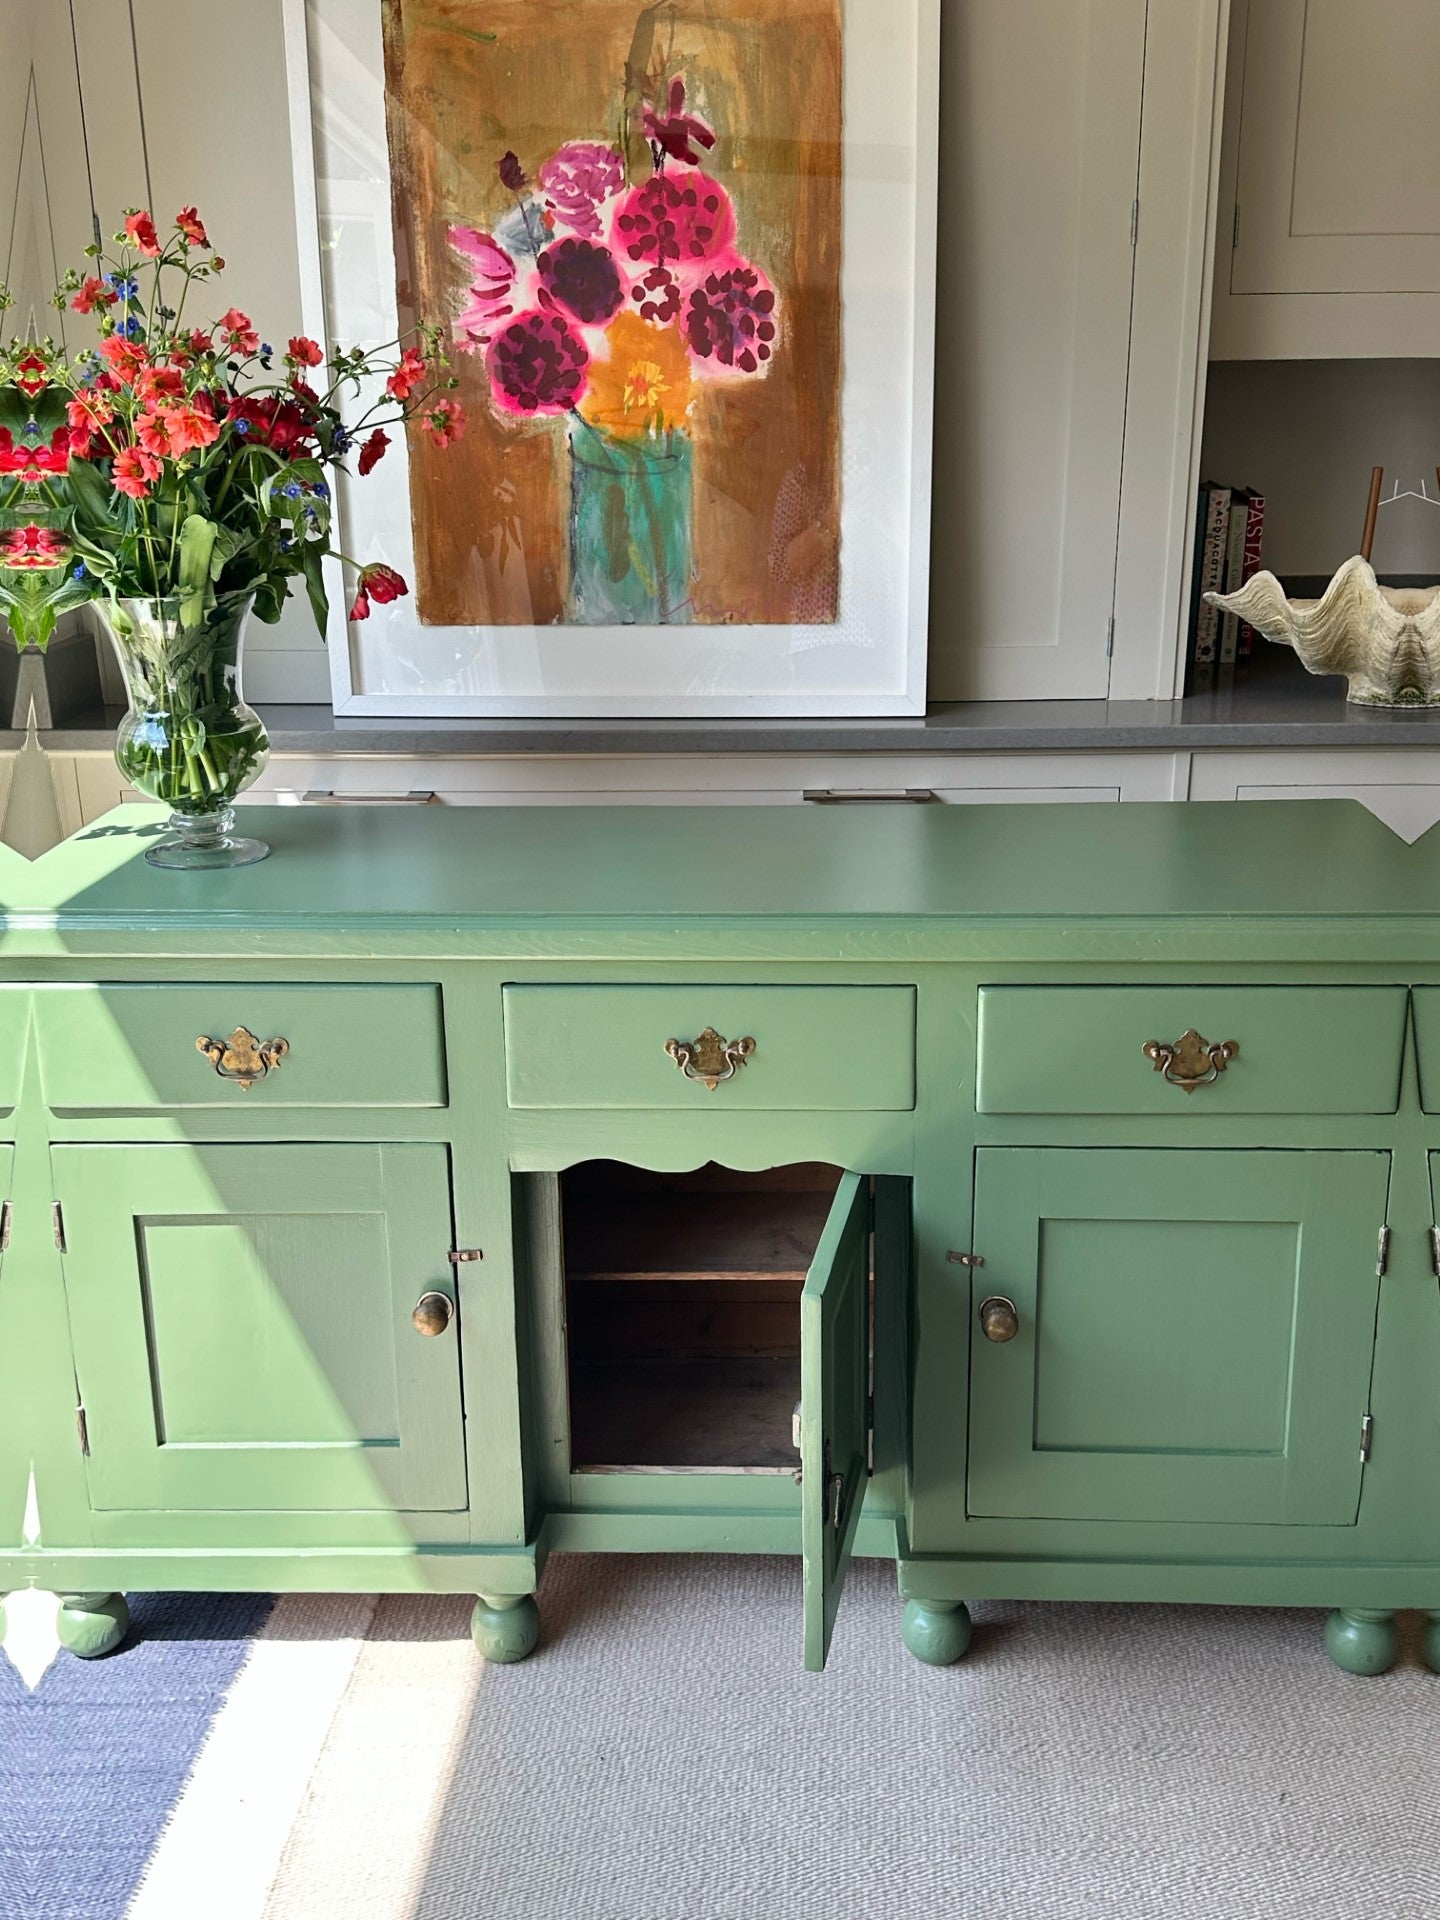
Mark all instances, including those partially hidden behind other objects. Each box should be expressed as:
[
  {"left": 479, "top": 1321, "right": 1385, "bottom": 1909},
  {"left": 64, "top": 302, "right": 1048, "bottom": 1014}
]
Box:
[{"left": 283, "top": 0, "right": 939, "bottom": 718}]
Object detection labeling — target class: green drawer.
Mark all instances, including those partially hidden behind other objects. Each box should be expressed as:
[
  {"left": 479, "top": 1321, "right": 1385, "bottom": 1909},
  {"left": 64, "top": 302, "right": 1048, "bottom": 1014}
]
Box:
[
  {"left": 34, "top": 984, "right": 447, "bottom": 1110},
  {"left": 0, "top": 988, "right": 29, "bottom": 1114},
  {"left": 504, "top": 985, "right": 916, "bottom": 1110},
  {"left": 976, "top": 986, "right": 1406, "bottom": 1115}
]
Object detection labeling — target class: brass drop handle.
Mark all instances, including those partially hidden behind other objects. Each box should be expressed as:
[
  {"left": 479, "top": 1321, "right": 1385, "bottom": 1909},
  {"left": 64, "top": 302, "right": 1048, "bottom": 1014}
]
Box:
[
  {"left": 196, "top": 1027, "right": 289, "bottom": 1091},
  {"left": 1142, "top": 1029, "right": 1239, "bottom": 1093},
  {"left": 411, "top": 1291, "right": 455, "bottom": 1337},
  {"left": 664, "top": 1028, "right": 756, "bottom": 1091},
  {"left": 979, "top": 1296, "right": 1019, "bottom": 1343}
]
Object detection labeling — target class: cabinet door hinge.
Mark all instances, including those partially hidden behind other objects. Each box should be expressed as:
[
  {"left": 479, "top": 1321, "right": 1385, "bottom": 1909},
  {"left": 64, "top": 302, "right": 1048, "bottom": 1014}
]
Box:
[
  {"left": 1430, "top": 1226, "right": 1440, "bottom": 1278},
  {"left": 1106, "top": 614, "right": 1115, "bottom": 658},
  {"left": 1232, "top": 203, "right": 1241, "bottom": 249},
  {"left": 51, "top": 1201, "right": 66, "bottom": 1253},
  {"left": 76, "top": 1405, "right": 90, "bottom": 1456},
  {"left": 0, "top": 1200, "right": 10, "bottom": 1252},
  {"left": 447, "top": 1248, "right": 483, "bottom": 1265},
  {"left": 946, "top": 1251, "right": 984, "bottom": 1268},
  {"left": 1359, "top": 1413, "right": 1374, "bottom": 1463},
  {"left": 1377, "top": 1225, "right": 1391, "bottom": 1277},
  {"left": 867, "top": 1397, "right": 875, "bottom": 1475},
  {"left": 1130, "top": 198, "right": 1139, "bottom": 249}
]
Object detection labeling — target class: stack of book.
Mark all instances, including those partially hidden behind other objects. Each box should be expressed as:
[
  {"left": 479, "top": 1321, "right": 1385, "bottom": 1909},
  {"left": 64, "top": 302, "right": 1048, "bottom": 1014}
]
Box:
[{"left": 1185, "top": 481, "right": 1267, "bottom": 691}]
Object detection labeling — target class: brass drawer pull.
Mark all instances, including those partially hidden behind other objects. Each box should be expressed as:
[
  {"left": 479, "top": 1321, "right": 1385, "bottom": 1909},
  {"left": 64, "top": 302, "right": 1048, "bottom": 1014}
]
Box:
[
  {"left": 195, "top": 1026, "right": 290, "bottom": 1091},
  {"left": 411, "top": 1291, "right": 455, "bottom": 1337},
  {"left": 1142, "top": 1029, "right": 1238, "bottom": 1093},
  {"left": 979, "top": 1296, "right": 1019, "bottom": 1343},
  {"left": 664, "top": 1028, "right": 756, "bottom": 1091}
]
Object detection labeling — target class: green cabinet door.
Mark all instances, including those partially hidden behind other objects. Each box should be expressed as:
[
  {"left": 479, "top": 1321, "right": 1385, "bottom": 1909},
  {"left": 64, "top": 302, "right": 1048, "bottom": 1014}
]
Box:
[
  {"left": 53, "top": 1143, "right": 467, "bottom": 1513},
  {"left": 968, "top": 1149, "right": 1388, "bottom": 1526},
  {"left": 800, "top": 1171, "right": 871, "bottom": 1672}
]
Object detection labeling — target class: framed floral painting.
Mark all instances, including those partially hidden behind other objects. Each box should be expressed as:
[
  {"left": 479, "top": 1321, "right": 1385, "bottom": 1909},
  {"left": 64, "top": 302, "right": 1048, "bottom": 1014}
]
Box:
[{"left": 284, "top": 0, "right": 939, "bottom": 716}]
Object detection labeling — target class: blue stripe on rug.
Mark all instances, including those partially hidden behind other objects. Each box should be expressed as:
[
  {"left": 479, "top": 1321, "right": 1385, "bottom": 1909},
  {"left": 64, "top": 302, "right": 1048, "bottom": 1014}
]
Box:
[{"left": 0, "top": 1591, "right": 274, "bottom": 1920}]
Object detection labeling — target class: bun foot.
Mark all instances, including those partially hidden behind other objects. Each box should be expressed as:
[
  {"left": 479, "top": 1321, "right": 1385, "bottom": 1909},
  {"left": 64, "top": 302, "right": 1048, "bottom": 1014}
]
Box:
[
  {"left": 471, "top": 1591, "right": 540, "bottom": 1664},
  {"left": 901, "top": 1597, "right": 972, "bottom": 1666},
  {"left": 56, "top": 1591, "right": 130, "bottom": 1659},
  {"left": 1324, "top": 1607, "right": 1397, "bottom": 1676}
]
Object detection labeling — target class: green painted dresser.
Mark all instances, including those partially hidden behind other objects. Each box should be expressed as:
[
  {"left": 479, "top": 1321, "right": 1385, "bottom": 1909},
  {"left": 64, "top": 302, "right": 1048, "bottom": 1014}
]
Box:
[{"left": 3, "top": 798, "right": 1440, "bottom": 1678}]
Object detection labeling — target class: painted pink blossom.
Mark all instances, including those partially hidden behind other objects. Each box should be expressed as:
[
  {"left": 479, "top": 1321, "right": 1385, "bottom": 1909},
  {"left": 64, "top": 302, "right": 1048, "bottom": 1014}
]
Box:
[
  {"left": 614, "top": 172, "right": 736, "bottom": 269},
  {"left": 486, "top": 310, "right": 589, "bottom": 415},
  {"left": 449, "top": 226, "right": 517, "bottom": 347},
  {"left": 538, "top": 142, "right": 624, "bottom": 239},
  {"left": 538, "top": 236, "right": 624, "bottom": 326},
  {"left": 684, "top": 254, "right": 779, "bottom": 374}
]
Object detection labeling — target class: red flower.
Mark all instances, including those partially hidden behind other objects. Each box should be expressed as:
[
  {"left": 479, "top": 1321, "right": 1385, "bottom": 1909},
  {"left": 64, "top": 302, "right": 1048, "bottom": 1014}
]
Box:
[
  {"left": 112, "top": 446, "right": 161, "bottom": 498},
  {"left": 163, "top": 400, "right": 222, "bottom": 454},
  {"left": 357, "top": 428, "right": 390, "bottom": 475},
  {"left": 423, "top": 397, "right": 466, "bottom": 448},
  {"left": 72, "top": 276, "right": 117, "bottom": 314},
  {"left": 217, "top": 307, "right": 260, "bottom": 356},
  {"left": 225, "top": 394, "right": 312, "bottom": 455},
  {"left": 385, "top": 346, "right": 428, "bottom": 401},
  {"left": 67, "top": 393, "right": 114, "bottom": 434},
  {"left": 14, "top": 351, "right": 49, "bottom": 395},
  {"left": 0, "top": 524, "right": 69, "bottom": 571},
  {"left": 615, "top": 172, "right": 735, "bottom": 267},
  {"left": 135, "top": 366, "right": 185, "bottom": 406},
  {"left": 0, "top": 425, "right": 75, "bottom": 480},
  {"left": 176, "top": 206, "right": 208, "bottom": 247},
  {"left": 124, "top": 210, "right": 161, "bottom": 256},
  {"left": 643, "top": 76, "right": 717, "bottom": 168},
  {"left": 98, "top": 335, "right": 150, "bottom": 384},
  {"left": 135, "top": 410, "right": 172, "bottom": 459},
  {"left": 349, "top": 563, "right": 409, "bottom": 622},
  {"left": 287, "top": 335, "right": 323, "bottom": 367}
]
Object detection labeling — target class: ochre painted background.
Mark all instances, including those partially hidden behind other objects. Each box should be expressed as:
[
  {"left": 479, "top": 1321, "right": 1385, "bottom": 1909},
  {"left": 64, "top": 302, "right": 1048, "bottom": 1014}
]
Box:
[{"left": 382, "top": 0, "right": 842, "bottom": 627}]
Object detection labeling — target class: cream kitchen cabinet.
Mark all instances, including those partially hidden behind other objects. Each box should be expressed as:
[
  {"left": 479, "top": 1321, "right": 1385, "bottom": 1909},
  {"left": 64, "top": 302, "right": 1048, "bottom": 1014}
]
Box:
[{"left": 1212, "top": 0, "right": 1440, "bottom": 358}]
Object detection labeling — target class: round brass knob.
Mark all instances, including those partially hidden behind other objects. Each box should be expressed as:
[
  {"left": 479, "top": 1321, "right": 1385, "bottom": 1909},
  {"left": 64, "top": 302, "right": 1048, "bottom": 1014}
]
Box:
[
  {"left": 411, "top": 1291, "right": 455, "bottom": 1337},
  {"left": 979, "top": 1295, "right": 1019, "bottom": 1343}
]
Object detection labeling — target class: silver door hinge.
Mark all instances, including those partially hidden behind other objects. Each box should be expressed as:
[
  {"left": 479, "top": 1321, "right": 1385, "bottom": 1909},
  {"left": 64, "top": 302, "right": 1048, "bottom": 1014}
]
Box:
[
  {"left": 447, "top": 1248, "right": 483, "bottom": 1265},
  {"left": 1130, "top": 198, "right": 1139, "bottom": 248},
  {"left": 51, "top": 1202, "right": 66, "bottom": 1253},
  {"left": 867, "top": 1398, "right": 876, "bottom": 1475},
  {"left": 1430, "top": 1226, "right": 1440, "bottom": 1278},
  {"left": 0, "top": 1200, "right": 10, "bottom": 1252},
  {"left": 1359, "top": 1413, "right": 1374, "bottom": 1463},
  {"left": 1377, "top": 1225, "right": 1391, "bottom": 1277},
  {"left": 1232, "top": 203, "right": 1241, "bottom": 249},
  {"left": 946, "top": 1251, "right": 984, "bottom": 1268},
  {"left": 1106, "top": 615, "right": 1116, "bottom": 658},
  {"left": 76, "top": 1405, "right": 89, "bottom": 1456}
]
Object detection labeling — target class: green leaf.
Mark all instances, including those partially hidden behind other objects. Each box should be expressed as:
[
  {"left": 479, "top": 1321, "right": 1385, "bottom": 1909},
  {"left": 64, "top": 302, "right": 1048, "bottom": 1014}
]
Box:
[
  {"left": 177, "top": 513, "right": 218, "bottom": 626},
  {"left": 298, "top": 541, "right": 329, "bottom": 638}
]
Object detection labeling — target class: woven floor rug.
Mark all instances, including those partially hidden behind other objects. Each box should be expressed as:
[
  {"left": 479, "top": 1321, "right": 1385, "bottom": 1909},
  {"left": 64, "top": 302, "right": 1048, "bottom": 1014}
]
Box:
[{"left": 7, "top": 1556, "right": 1440, "bottom": 1919}]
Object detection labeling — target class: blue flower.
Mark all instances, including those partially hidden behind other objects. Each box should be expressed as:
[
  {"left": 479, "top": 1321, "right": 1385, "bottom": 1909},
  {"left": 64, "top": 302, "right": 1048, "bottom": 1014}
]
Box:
[
  {"left": 105, "top": 273, "right": 139, "bottom": 298},
  {"left": 119, "top": 315, "right": 144, "bottom": 339},
  {"left": 234, "top": 418, "right": 249, "bottom": 434},
  {"left": 331, "top": 425, "right": 352, "bottom": 455},
  {"left": 21, "top": 422, "right": 40, "bottom": 440},
  {"left": 313, "top": 480, "right": 330, "bottom": 500},
  {"left": 260, "top": 343, "right": 273, "bottom": 358},
  {"left": 281, "top": 481, "right": 303, "bottom": 499},
  {"left": 72, "top": 562, "right": 86, "bottom": 580}
]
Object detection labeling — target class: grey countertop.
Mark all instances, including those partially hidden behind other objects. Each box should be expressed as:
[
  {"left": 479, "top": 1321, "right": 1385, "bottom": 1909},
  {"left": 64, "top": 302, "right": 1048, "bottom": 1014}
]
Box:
[{"left": 31, "top": 650, "right": 1440, "bottom": 756}]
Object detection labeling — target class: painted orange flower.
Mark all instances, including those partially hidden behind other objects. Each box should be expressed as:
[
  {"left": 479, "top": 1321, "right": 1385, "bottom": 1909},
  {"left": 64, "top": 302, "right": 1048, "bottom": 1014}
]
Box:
[{"left": 580, "top": 313, "right": 692, "bottom": 439}]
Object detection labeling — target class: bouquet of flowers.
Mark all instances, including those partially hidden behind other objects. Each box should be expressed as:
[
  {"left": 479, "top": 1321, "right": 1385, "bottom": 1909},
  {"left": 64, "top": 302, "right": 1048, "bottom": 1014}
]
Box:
[
  {"left": 449, "top": 71, "right": 779, "bottom": 626},
  {"left": 0, "top": 206, "right": 463, "bottom": 865}
]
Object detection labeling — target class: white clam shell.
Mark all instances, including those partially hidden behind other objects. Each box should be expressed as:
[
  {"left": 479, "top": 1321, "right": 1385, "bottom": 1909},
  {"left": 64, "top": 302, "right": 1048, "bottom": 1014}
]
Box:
[{"left": 1204, "top": 555, "right": 1440, "bottom": 706}]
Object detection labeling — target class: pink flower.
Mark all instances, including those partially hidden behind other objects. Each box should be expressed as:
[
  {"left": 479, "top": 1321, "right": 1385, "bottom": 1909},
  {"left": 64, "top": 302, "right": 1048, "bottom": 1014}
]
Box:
[
  {"left": 217, "top": 307, "right": 260, "bottom": 355},
  {"left": 486, "top": 311, "right": 589, "bottom": 416},
  {"left": 112, "top": 446, "right": 161, "bottom": 498},
  {"left": 357, "top": 427, "right": 390, "bottom": 475},
  {"left": 538, "top": 142, "right": 624, "bottom": 239},
  {"left": 176, "top": 206, "right": 208, "bottom": 247},
  {"left": 643, "top": 76, "right": 716, "bottom": 168},
  {"left": 629, "top": 264, "right": 683, "bottom": 326},
  {"left": 124, "top": 210, "right": 161, "bottom": 255},
  {"left": 537, "top": 237, "right": 623, "bottom": 326},
  {"left": 685, "top": 254, "right": 779, "bottom": 374},
  {"left": 349, "top": 584, "right": 370, "bottom": 621},
  {"left": 614, "top": 172, "right": 735, "bottom": 269},
  {"left": 0, "top": 524, "right": 70, "bottom": 570},
  {"left": 71, "top": 275, "right": 117, "bottom": 314},
  {"left": 162, "top": 400, "right": 221, "bottom": 453},
  {"left": 135, "top": 410, "right": 172, "bottom": 458},
  {"left": 423, "top": 397, "right": 466, "bottom": 447},
  {"left": 449, "top": 227, "right": 517, "bottom": 347}
]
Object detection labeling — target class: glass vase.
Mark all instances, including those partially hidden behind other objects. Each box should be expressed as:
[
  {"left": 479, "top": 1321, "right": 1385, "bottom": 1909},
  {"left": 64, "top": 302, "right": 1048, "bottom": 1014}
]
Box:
[
  {"left": 566, "top": 421, "right": 694, "bottom": 625},
  {"left": 100, "top": 594, "right": 270, "bottom": 869}
]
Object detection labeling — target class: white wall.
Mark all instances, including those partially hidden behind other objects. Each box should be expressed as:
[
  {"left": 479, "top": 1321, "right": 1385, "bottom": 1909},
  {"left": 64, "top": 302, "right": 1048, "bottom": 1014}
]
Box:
[{"left": 1200, "top": 359, "right": 1440, "bottom": 578}]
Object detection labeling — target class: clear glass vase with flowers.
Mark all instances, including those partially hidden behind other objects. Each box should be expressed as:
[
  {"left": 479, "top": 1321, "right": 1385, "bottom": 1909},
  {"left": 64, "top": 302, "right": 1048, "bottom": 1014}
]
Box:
[{"left": 0, "top": 205, "right": 463, "bottom": 867}]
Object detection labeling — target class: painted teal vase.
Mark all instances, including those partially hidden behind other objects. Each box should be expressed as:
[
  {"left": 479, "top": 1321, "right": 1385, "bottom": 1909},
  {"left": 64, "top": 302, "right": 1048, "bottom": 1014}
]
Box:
[{"left": 566, "top": 422, "right": 693, "bottom": 626}]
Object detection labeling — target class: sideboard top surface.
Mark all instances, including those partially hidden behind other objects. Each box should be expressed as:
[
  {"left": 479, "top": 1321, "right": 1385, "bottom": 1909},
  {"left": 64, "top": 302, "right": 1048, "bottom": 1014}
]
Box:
[{"left": 0, "top": 799, "right": 1427, "bottom": 935}]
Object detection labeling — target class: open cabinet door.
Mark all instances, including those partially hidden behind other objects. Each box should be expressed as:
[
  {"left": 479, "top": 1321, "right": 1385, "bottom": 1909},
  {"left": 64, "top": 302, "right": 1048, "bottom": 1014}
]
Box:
[{"left": 800, "top": 1171, "right": 872, "bottom": 1672}]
